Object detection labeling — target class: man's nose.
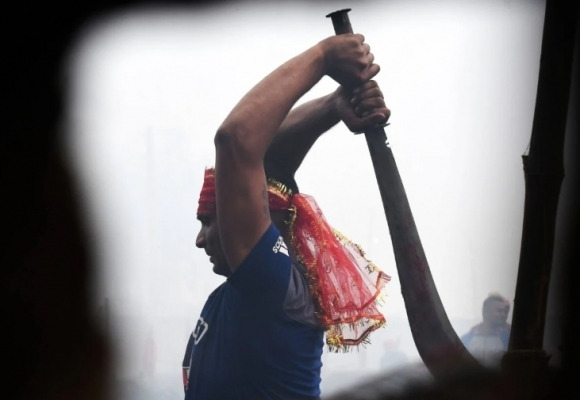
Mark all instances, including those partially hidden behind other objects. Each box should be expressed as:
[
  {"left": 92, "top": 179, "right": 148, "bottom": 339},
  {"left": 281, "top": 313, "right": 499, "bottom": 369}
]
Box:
[{"left": 195, "top": 229, "right": 206, "bottom": 248}]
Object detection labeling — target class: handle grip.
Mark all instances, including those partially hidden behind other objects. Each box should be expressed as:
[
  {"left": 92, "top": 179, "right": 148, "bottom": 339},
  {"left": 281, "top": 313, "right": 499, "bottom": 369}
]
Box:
[{"left": 326, "top": 9, "right": 353, "bottom": 35}]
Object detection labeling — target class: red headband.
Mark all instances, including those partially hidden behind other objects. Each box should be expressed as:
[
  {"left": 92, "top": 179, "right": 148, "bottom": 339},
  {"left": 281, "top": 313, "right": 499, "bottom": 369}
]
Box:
[{"left": 197, "top": 167, "right": 291, "bottom": 216}]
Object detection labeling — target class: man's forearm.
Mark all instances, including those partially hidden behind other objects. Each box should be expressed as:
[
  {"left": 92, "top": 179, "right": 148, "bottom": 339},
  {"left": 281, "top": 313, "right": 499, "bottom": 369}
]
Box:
[
  {"left": 216, "top": 45, "right": 327, "bottom": 165},
  {"left": 216, "top": 33, "right": 372, "bottom": 168},
  {"left": 266, "top": 92, "right": 340, "bottom": 180}
]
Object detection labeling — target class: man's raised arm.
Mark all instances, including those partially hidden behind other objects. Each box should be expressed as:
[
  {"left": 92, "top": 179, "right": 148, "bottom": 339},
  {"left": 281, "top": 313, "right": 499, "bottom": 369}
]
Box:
[{"left": 214, "top": 34, "right": 379, "bottom": 271}]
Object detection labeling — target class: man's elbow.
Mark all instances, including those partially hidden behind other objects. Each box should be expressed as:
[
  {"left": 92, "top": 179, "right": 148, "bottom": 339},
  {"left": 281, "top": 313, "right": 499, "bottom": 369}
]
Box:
[
  {"left": 214, "top": 124, "right": 233, "bottom": 147},
  {"left": 214, "top": 121, "right": 261, "bottom": 163},
  {"left": 214, "top": 118, "right": 239, "bottom": 145},
  {"left": 214, "top": 123, "right": 249, "bottom": 162}
]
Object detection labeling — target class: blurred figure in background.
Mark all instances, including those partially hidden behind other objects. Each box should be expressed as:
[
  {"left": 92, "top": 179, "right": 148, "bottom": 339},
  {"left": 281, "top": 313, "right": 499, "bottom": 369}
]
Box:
[{"left": 460, "top": 292, "right": 511, "bottom": 367}]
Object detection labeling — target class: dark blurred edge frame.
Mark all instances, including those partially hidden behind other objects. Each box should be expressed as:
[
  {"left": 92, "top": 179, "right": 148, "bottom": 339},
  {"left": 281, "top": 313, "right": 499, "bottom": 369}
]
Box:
[{"left": 1, "top": 1, "right": 578, "bottom": 400}]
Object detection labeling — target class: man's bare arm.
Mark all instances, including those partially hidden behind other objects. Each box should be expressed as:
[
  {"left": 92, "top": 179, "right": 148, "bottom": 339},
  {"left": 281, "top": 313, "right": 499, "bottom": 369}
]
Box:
[
  {"left": 265, "top": 94, "right": 340, "bottom": 189},
  {"left": 214, "top": 34, "right": 379, "bottom": 271}
]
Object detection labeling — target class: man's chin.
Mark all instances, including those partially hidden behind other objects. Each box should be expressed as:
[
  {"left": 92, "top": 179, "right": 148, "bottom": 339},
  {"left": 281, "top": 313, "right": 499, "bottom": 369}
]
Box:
[{"left": 212, "top": 264, "right": 231, "bottom": 277}]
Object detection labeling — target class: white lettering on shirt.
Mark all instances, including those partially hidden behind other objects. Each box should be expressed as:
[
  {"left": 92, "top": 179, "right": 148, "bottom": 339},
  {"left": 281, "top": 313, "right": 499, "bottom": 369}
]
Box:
[
  {"left": 193, "top": 317, "right": 208, "bottom": 345},
  {"left": 272, "top": 236, "right": 288, "bottom": 256}
]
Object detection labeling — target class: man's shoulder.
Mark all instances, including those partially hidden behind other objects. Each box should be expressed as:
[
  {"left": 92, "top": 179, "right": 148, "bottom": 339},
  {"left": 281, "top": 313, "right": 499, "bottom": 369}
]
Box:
[
  {"left": 208, "top": 282, "right": 227, "bottom": 298},
  {"left": 461, "top": 323, "right": 484, "bottom": 341},
  {"left": 226, "top": 224, "right": 292, "bottom": 304},
  {"left": 231, "top": 225, "right": 286, "bottom": 272},
  {"left": 241, "top": 224, "right": 291, "bottom": 271}
]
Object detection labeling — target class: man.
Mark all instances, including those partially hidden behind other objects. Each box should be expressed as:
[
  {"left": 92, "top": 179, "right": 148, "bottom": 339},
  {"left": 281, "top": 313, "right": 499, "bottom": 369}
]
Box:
[
  {"left": 461, "top": 292, "right": 512, "bottom": 367},
  {"left": 183, "top": 33, "right": 391, "bottom": 399}
]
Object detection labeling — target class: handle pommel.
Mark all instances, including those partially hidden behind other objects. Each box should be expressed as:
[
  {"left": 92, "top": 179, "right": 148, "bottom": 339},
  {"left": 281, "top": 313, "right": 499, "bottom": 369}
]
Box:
[{"left": 326, "top": 8, "right": 353, "bottom": 35}]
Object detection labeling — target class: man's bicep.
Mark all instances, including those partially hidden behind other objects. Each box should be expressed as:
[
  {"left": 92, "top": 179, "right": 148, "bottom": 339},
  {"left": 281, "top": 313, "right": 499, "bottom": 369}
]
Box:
[{"left": 215, "top": 155, "right": 271, "bottom": 271}]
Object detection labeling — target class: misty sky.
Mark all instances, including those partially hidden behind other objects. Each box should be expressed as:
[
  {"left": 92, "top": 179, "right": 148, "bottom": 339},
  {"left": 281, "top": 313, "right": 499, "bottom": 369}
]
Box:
[{"left": 64, "top": 0, "right": 546, "bottom": 397}]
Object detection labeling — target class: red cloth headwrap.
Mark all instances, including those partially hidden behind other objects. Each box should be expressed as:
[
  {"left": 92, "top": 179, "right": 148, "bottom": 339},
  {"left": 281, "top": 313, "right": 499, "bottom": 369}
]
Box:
[
  {"left": 197, "top": 168, "right": 217, "bottom": 216},
  {"left": 197, "top": 167, "right": 390, "bottom": 351},
  {"left": 197, "top": 167, "right": 291, "bottom": 216}
]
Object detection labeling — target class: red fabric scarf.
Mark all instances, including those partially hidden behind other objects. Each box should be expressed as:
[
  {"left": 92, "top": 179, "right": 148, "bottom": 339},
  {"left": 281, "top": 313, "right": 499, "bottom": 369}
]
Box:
[{"left": 197, "top": 167, "right": 390, "bottom": 351}]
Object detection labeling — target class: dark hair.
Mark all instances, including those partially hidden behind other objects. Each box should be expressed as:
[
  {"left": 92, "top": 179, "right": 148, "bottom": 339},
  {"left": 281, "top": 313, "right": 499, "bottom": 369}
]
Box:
[
  {"left": 482, "top": 293, "right": 509, "bottom": 313},
  {"left": 264, "top": 154, "right": 299, "bottom": 194}
]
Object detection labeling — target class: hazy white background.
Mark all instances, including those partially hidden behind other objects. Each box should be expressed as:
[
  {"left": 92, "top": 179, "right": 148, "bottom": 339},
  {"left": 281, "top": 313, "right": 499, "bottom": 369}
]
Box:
[{"left": 64, "top": 0, "right": 546, "bottom": 398}]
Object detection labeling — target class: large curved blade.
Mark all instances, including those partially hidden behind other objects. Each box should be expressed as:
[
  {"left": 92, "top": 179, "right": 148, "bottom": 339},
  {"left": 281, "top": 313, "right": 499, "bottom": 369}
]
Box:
[{"left": 327, "top": 9, "right": 482, "bottom": 377}]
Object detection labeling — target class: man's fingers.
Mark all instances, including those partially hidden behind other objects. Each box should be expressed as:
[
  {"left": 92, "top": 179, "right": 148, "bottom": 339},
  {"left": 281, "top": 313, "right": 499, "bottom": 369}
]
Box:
[
  {"left": 364, "top": 63, "right": 381, "bottom": 81},
  {"left": 348, "top": 113, "right": 388, "bottom": 134},
  {"left": 366, "top": 112, "right": 390, "bottom": 129},
  {"left": 354, "top": 98, "right": 388, "bottom": 117},
  {"left": 352, "top": 80, "right": 379, "bottom": 94},
  {"left": 362, "top": 43, "right": 371, "bottom": 54},
  {"left": 351, "top": 87, "right": 384, "bottom": 103}
]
